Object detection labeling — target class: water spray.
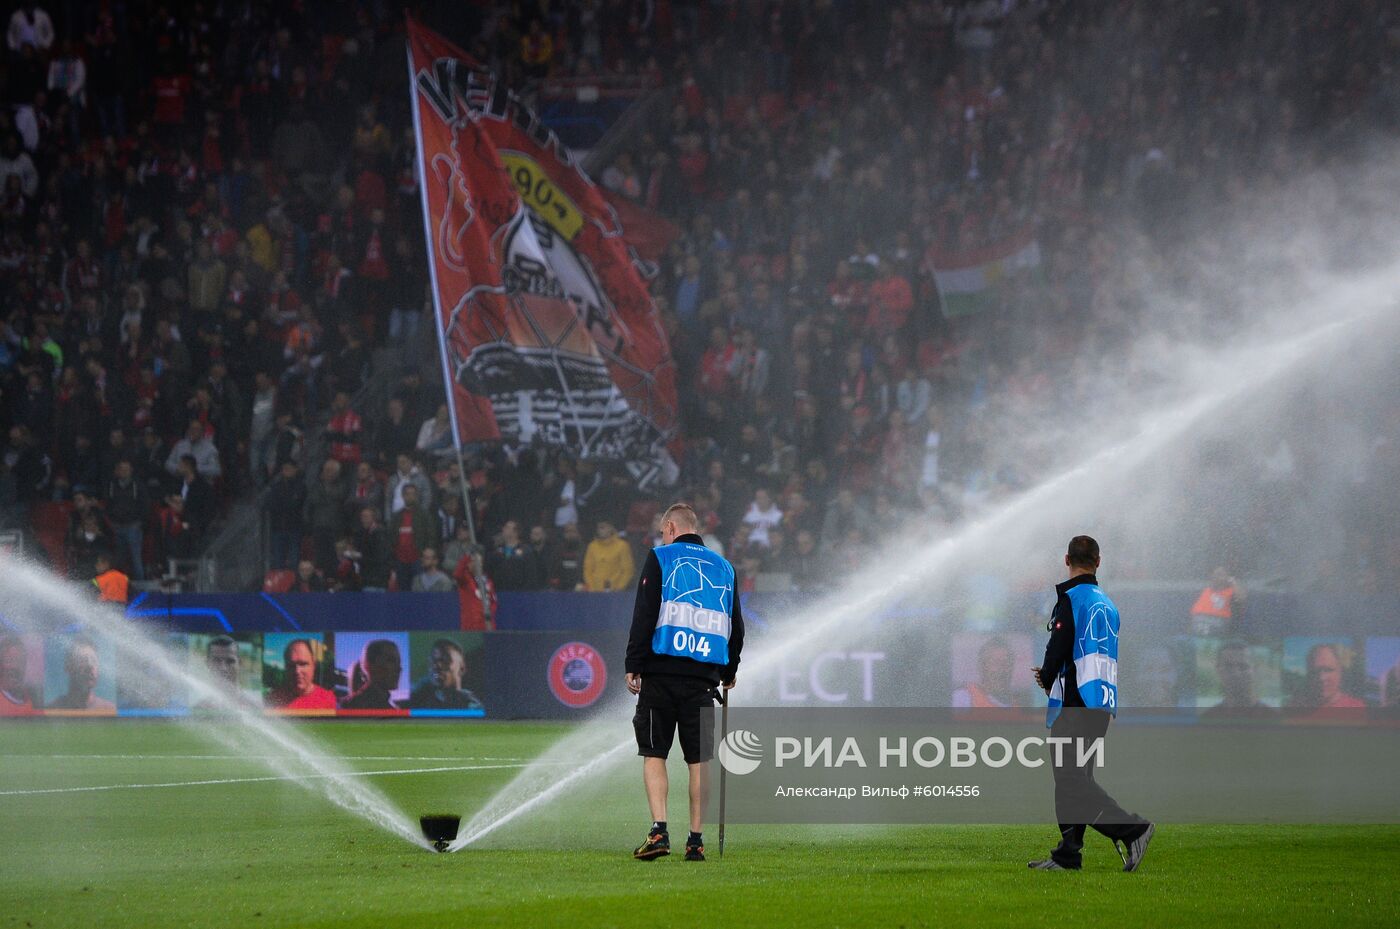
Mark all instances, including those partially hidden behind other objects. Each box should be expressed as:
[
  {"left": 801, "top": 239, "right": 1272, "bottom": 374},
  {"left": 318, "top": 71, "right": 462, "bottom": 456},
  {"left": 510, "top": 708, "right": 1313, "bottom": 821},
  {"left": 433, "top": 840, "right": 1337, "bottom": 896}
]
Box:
[
  {"left": 0, "top": 559, "right": 431, "bottom": 851},
  {"left": 447, "top": 264, "right": 1400, "bottom": 850}
]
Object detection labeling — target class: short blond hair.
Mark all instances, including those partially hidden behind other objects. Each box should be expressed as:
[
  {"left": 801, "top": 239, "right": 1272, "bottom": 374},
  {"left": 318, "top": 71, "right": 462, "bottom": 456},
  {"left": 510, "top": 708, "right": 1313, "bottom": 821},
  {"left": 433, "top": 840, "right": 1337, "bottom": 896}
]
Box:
[{"left": 661, "top": 503, "right": 699, "bottom": 532}]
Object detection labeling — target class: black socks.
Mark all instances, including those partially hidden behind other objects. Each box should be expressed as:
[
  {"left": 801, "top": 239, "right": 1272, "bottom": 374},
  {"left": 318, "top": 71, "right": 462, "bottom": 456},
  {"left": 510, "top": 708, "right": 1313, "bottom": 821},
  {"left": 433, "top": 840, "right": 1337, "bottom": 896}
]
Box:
[
  {"left": 651, "top": 821, "right": 667, "bottom": 836},
  {"left": 688, "top": 831, "right": 702, "bottom": 847}
]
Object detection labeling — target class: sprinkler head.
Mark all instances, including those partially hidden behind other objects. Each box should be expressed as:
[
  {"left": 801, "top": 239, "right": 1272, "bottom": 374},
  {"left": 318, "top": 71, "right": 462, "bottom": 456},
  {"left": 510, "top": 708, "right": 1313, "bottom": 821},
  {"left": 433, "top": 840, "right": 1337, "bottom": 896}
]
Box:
[{"left": 420, "top": 814, "right": 460, "bottom": 853}]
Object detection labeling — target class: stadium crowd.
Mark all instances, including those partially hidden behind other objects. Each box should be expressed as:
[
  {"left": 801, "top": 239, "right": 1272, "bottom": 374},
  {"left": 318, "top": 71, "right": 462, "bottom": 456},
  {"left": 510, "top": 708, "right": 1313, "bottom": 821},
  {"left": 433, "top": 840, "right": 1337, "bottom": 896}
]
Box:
[{"left": 1, "top": 1, "right": 1397, "bottom": 604}]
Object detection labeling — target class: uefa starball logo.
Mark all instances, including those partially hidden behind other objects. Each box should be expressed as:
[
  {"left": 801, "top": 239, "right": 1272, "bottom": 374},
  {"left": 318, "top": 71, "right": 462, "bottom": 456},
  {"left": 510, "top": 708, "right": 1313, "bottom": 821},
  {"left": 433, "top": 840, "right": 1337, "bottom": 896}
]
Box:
[{"left": 717, "top": 729, "right": 764, "bottom": 775}]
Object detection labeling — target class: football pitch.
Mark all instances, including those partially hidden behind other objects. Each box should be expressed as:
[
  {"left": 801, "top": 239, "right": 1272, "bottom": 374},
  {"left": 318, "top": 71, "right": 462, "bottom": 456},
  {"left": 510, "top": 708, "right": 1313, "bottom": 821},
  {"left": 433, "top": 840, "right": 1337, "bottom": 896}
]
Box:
[{"left": 1, "top": 721, "right": 1395, "bottom": 929}]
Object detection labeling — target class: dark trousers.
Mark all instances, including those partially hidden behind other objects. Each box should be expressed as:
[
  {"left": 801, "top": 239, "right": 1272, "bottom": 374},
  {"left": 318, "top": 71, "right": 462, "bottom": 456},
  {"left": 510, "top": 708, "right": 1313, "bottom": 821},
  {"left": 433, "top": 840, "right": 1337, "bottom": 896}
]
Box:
[
  {"left": 1049, "top": 709, "right": 1148, "bottom": 867},
  {"left": 269, "top": 530, "right": 302, "bottom": 571},
  {"left": 394, "top": 559, "right": 420, "bottom": 591}
]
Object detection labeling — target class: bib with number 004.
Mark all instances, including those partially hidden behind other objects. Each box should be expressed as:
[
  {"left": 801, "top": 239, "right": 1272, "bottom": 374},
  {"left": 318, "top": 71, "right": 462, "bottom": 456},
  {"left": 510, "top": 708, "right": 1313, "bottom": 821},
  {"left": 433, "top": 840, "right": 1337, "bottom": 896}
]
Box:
[{"left": 651, "top": 542, "right": 735, "bottom": 666}]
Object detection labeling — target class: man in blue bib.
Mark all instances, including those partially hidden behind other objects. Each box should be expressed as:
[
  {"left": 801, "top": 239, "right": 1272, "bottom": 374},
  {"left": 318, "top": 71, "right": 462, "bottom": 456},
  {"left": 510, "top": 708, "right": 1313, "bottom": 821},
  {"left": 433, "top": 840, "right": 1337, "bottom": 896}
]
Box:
[
  {"left": 1030, "top": 535, "right": 1155, "bottom": 871},
  {"left": 625, "top": 503, "right": 744, "bottom": 862}
]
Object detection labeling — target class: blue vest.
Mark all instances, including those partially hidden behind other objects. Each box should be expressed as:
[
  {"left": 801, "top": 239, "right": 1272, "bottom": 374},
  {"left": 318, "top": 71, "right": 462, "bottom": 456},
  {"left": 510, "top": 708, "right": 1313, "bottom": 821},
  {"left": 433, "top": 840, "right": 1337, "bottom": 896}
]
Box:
[
  {"left": 1046, "top": 582, "right": 1120, "bottom": 727},
  {"left": 650, "top": 541, "right": 735, "bottom": 666}
]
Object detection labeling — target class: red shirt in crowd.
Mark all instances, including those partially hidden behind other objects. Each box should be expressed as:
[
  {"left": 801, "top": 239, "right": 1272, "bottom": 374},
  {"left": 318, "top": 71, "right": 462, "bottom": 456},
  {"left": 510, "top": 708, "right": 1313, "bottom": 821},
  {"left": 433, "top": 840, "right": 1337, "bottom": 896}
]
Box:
[
  {"left": 394, "top": 510, "right": 419, "bottom": 564},
  {"left": 864, "top": 273, "right": 913, "bottom": 336},
  {"left": 152, "top": 74, "right": 191, "bottom": 125},
  {"left": 327, "top": 408, "right": 362, "bottom": 463},
  {"left": 454, "top": 557, "right": 497, "bottom": 631},
  {"left": 698, "top": 343, "right": 735, "bottom": 396}
]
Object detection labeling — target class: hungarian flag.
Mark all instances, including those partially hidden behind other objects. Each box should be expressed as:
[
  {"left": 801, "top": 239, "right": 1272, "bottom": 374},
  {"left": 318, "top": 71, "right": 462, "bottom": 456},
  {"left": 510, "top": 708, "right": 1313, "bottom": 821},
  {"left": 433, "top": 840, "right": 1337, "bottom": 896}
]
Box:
[
  {"left": 927, "top": 227, "right": 1042, "bottom": 319},
  {"left": 406, "top": 19, "right": 679, "bottom": 483}
]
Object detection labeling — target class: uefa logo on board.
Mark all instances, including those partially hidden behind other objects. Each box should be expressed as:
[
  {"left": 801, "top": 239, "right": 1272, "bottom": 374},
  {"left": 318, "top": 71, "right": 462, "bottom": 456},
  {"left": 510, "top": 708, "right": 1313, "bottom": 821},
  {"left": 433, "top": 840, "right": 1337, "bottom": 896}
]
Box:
[{"left": 546, "top": 641, "right": 608, "bottom": 708}]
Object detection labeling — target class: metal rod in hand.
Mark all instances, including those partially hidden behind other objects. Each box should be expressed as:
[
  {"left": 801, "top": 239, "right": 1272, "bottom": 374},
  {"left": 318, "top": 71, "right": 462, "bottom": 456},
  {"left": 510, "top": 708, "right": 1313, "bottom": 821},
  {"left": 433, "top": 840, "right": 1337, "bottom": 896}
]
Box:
[{"left": 718, "top": 687, "right": 728, "bottom": 858}]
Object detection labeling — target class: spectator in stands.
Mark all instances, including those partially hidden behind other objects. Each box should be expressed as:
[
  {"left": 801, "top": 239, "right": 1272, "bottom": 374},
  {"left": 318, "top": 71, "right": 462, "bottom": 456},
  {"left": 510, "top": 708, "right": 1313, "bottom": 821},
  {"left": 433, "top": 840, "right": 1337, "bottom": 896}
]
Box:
[
  {"left": 325, "top": 391, "right": 363, "bottom": 466},
  {"left": 454, "top": 546, "right": 496, "bottom": 631},
  {"left": 729, "top": 326, "right": 770, "bottom": 402},
  {"left": 67, "top": 506, "right": 112, "bottom": 581},
  {"left": 486, "top": 519, "right": 543, "bottom": 591},
  {"left": 527, "top": 524, "right": 553, "bottom": 577},
  {"left": 741, "top": 488, "right": 783, "bottom": 548},
  {"left": 5, "top": 425, "right": 49, "bottom": 507},
  {"left": 764, "top": 527, "right": 794, "bottom": 577},
  {"left": 269, "top": 411, "right": 303, "bottom": 474},
  {"left": 187, "top": 239, "right": 226, "bottom": 316},
  {"left": 583, "top": 519, "right": 633, "bottom": 592},
  {"left": 370, "top": 396, "right": 418, "bottom": 470},
  {"left": 248, "top": 372, "right": 279, "bottom": 486},
  {"left": 727, "top": 424, "right": 766, "bottom": 486},
  {"left": 265, "top": 461, "right": 307, "bottom": 571},
  {"left": 864, "top": 261, "right": 914, "bottom": 339},
  {"left": 389, "top": 483, "right": 436, "bottom": 590},
  {"left": 292, "top": 560, "right": 326, "bottom": 593},
  {"left": 105, "top": 459, "right": 147, "bottom": 581},
  {"left": 351, "top": 506, "right": 391, "bottom": 591},
  {"left": 1190, "top": 568, "right": 1244, "bottom": 636},
  {"left": 519, "top": 18, "right": 554, "bottom": 80},
  {"left": 550, "top": 521, "right": 586, "bottom": 590},
  {"left": 698, "top": 324, "right": 735, "bottom": 398},
  {"left": 412, "top": 547, "right": 455, "bottom": 592},
  {"left": 329, "top": 538, "right": 363, "bottom": 593},
  {"left": 93, "top": 552, "right": 129, "bottom": 604},
  {"left": 820, "top": 489, "right": 871, "bottom": 554},
  {"left": 435, "top": 493, "right": 467, "bottom": 547},
  {"left": 165, "top": 421, "right": 221, "bottom": 480},
  {"left": 157, "top": 494, "right": 194, "bottom": 567},
  {"left": 415, "top": 403, "right": 453, "bottom": 463},
  {"left": 305, "top": 459, "right": 346, "bottom": 572},
  {"left": 442, "top": 522, "right": 474, "bottom": 573},
  {"left": 386, "top": 451, "right": 432, "bottom": 519},
  {"left": 99, "top": 429, "right": 132, "bottom": 489},
  {"left": 0, "top": 135, "right": 37, "bottom": 199},
  {"left": 6, "top": 6, "right": 52, "bottom": 53},
  {"left": 345, "top": 461, "right": 384, "bottom": 528},
  {"left": 790, "top": 529, "right": 824, "bottom": 590},
  {"left": 172, "top": 456, "right": 215, "bottom": 541}
]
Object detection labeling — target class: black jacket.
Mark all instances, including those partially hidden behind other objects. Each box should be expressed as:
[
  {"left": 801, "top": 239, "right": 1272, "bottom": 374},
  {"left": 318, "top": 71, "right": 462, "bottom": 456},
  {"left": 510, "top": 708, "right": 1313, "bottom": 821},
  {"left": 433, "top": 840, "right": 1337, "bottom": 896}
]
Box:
[
  {"left": 1041, "top": 573, "right": 1098, "bottom": 710},
  {"left": 625, "top": 534, "right": 744, "bottom": 685},
  {"left": 265, "top": 475, "right": 308, "bottom": 532},
  {"left": 105, "top": 476, "right": 148, "bottom": 527}
]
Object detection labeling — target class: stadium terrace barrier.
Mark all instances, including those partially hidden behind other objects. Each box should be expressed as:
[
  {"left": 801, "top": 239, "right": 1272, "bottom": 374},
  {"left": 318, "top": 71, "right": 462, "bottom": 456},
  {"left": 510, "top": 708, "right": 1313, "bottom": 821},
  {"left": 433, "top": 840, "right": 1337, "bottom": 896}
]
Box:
[{"left": 101, "top": 587, "right": 1399, "bottom": 637}]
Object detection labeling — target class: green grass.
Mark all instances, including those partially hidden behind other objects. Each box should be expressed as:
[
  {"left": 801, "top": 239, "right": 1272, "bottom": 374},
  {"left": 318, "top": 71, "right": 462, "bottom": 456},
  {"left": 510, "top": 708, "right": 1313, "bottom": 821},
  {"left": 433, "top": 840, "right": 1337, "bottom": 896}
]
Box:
[{"left": 1, "top": 721, "right": 1396, "bottom": 928}]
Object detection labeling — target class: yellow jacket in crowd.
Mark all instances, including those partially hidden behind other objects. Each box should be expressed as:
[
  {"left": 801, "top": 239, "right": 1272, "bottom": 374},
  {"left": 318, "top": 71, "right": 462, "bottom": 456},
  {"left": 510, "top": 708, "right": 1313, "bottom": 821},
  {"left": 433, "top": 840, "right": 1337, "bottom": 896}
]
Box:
[{"left": 584, "top": 535, "right": 634, "bottom": 592}]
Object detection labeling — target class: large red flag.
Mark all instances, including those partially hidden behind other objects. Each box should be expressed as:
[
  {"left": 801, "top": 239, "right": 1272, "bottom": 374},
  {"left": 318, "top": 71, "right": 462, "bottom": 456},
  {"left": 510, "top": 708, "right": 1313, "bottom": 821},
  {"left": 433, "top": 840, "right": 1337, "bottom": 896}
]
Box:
[{"left": 406, "top": 19, "right": 678, "bottom": 483}]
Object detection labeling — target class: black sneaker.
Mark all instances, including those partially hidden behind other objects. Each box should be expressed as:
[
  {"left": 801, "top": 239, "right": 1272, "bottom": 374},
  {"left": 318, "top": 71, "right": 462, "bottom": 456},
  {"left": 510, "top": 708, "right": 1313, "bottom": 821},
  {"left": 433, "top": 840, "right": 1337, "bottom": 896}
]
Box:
[
  {"left": 1028, "top": 857, "right": 1079, "bottom": 870},
  {"left": 684, "top": 842, "right": 705, "bottom": 861},
  {"left": 633, "top": 831, "right": 670, "bottom": 860},
  {"left": 1118, "top": 822, "right": 1155, "bottom": 872}
]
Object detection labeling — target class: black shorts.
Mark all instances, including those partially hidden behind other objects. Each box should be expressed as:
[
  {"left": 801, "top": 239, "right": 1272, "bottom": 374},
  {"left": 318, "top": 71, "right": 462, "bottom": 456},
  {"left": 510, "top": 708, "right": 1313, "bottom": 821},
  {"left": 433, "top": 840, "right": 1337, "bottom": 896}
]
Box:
[{"left": 633, "top": 674, "right": 717, "bottom": 764}]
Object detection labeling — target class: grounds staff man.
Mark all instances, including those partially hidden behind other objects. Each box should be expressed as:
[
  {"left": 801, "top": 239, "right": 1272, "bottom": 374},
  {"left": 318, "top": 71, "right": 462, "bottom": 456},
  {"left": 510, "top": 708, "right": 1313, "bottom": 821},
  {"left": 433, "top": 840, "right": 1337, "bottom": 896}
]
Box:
[
  {"left": 1030, "top": 535, "right": 1155, "bottom": 871},
  {"left": 625, "top": 503, "right": 744, "bottom": 862}
]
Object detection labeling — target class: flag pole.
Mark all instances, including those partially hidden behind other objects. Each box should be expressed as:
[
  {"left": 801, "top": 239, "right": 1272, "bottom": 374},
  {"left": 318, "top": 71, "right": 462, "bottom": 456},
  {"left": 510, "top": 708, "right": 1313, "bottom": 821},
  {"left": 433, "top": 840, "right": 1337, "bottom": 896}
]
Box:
[{"left": 406, "top": 26, "right": 491, "bottom": 625}]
